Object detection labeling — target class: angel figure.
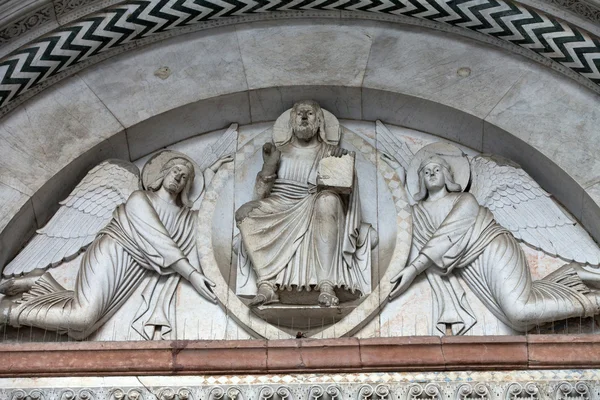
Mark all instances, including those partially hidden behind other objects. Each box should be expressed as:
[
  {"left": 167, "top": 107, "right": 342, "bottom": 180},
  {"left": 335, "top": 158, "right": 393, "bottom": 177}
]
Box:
[
  {"left": 0, "top": 125, "right": 237, "bottom": 340},
  {"left": 377, "top": 121, "right": 600, "bottom": 334}
]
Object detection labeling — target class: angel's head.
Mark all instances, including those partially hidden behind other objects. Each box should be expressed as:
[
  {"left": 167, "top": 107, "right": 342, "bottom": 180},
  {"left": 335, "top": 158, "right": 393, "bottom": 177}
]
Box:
[
  {"left": 148, "top": 157, "right": 196, "bottom": 207},
  {"left": 414, "top": 156, "right": 462, "bottom": 201}
]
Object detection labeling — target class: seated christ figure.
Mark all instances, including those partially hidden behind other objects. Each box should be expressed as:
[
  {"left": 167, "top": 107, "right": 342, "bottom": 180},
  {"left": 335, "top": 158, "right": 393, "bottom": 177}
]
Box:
[{"left": 235, "top": 100, "right": 376, "bottom": 307}]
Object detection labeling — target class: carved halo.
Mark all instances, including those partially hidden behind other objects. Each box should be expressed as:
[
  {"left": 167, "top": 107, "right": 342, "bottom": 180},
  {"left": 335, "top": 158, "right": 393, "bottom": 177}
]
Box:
[
  {"left": 141, "top": 150, "right": 204, "bottom": 202},
  {"left": 273, "top": 107, "right": 341, "bottom": 146},
  {"left": 406, "top": 142, "right": 471, "bottom": 198}
]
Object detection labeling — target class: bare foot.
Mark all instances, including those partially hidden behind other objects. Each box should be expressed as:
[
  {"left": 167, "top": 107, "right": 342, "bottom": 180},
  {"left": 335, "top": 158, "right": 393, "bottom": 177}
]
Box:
[
  {"left": 318, "top": 284, "right": 339, "bottom": 307},
  {"left": 249, "top": 282, "right": 279, "bottom": 307}
]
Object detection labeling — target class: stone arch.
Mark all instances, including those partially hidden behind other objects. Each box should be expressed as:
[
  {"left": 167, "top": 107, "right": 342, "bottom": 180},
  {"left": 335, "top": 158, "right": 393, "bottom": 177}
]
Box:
[{"left": 0, "top": 19, "right": 598, "bottom": 273}]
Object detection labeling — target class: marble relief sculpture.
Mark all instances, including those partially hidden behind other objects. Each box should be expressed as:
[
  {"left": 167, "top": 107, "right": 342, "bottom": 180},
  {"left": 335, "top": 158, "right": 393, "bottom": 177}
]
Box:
[
  {"left": 0, "top": 127, "right": 237, "bottom": 340},
  {"left": 235, "top": 100, "right": 377, "bottom": 307},
  {"left": 377, "top": 121, "right": 600, "bottom": 334},
  {"left": 4, "top": 102, "right": 600, "bottom": 341}
]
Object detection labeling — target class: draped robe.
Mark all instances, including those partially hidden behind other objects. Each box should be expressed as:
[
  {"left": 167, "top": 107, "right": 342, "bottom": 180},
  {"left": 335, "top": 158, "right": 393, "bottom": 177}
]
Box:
[
  {"left": 11, "top": 190, "right": 198, "bottom": 340},
  {"left": 238, "top": 141, "right": 373, "bottom": 295},
  {"left": 413, "top": 192, "right": 597, "bottom": 334}
]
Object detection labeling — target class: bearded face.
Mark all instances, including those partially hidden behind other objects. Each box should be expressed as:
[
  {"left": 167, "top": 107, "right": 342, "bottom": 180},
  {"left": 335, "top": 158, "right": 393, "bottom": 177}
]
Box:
[{"left": 291, "top": 103, "right": 320, "bottom": 141}]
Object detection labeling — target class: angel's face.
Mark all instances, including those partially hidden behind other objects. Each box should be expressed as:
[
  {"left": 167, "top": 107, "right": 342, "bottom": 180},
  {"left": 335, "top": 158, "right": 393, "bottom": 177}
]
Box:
[
  {"left": 163, "top": 164, "right": 191, "bottom": 194},
  {"left": 422, "top": 162, "right": 445, "bottom": 192}
]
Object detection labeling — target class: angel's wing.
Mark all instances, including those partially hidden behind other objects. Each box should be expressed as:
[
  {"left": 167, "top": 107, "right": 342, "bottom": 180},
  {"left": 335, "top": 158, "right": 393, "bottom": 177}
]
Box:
[
  {"left": 198, "top": 123, "right": 238, "bottom": 171},
  {"left": 3, "top": 160, "right": 140, "bottom": 277},
  {"left": 376, "top": 120, "right": 414, "bottom": 172},
  {"left": 470, "top": 155, "right": 600, "bottom": 265}
]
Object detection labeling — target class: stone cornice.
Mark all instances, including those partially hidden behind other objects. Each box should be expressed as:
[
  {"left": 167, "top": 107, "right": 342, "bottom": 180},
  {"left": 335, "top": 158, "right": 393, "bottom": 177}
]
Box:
[{"left": 0, "top": 335, "right": 597, "bottom": 377}]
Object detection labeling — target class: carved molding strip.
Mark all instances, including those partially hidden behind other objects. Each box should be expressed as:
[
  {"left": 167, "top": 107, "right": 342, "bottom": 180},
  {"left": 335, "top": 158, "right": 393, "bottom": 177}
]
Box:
[
  {"left": 549, "top": 0, "right": 600, "bottom": 23},
  {"left": 0, "top": 0, "right": 598, "bottom": 116},
  {"left": 53, "top": 0, "right": 101, "bottom": 16},
  {"left": 0, "top": 3, "right": 54, "bottom": 45},
  {"left": 3, "top": 381, "right": 600, "bottom": 400}
]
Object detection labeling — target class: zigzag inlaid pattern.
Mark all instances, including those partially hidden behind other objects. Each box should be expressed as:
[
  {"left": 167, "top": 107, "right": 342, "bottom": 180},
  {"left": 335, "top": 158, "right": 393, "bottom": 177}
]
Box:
[{"left": 0, "top": 0, "right": 599, "bottom": 110}]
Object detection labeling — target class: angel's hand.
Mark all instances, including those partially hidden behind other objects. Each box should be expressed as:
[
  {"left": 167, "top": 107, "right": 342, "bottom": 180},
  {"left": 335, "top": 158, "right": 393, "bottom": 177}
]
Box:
[
  {"left": 189, "top": 271, "right": 217, "bottom": 303},
  {"left": 390, "top": 265, "right": 418, "bottom": 299},
  {"left": 209, "top": 154, "right": 234, "bottom": 172}
]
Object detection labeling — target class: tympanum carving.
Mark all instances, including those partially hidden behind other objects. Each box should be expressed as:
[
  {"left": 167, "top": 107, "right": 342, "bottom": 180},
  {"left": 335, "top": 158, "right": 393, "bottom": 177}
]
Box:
[{"left": 2, "top": 101, "right": 600, "bottom": 340}]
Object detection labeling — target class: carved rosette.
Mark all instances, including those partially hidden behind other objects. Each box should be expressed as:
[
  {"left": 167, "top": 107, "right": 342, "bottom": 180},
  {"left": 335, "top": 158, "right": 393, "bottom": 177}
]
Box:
[
  {"left": 157, "top": 388, "right": 193, "bottom": 400},
  {"left": 407, "top": 384, "right": 442, "bottom": 400},
  {"left": 504, "top": 383, "right": 539, "bottom": 400},
  {"left": 455, "top": 384, "right": 491, "bottom": 400},
  {"left": 358, "top": 385, "right": 391, "bottom": 400},
  {"left": 111, "top": 389, "right": 143, "bottom": 400},
  {"left": 555, "top": 382, "right": 590, "bottom": 400},
  {"left": 11, "top": 390, "right": 45, "bottom": 400},
  {"left": 209, "top": 387, "right": 244, "bottom": 400},
  {"left": 258, "top": 387, "right": 294, "bottom": 400},
  {"left": 309, "top": 386, "right": 343, "bottom": 400},
  {"left": 61, "top": 390, "right": 95, "bottom": 400}
]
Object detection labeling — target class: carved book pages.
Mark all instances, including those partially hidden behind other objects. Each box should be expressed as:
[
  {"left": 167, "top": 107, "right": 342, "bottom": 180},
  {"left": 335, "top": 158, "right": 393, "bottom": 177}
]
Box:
[{"left": 317, "top": 152, "right": 355, "bottom": 194}]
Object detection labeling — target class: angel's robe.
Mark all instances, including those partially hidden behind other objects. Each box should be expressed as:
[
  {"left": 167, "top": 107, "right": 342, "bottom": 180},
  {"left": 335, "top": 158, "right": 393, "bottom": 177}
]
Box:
[
  {"left": 413, "top": 191, "right": 597, "bottom": 334},
  {"left": 10, "top": 190, "right": 198, "bottom": 340},
  {"left": 238, "top": 141, "right": 373, "bottom": 295}
]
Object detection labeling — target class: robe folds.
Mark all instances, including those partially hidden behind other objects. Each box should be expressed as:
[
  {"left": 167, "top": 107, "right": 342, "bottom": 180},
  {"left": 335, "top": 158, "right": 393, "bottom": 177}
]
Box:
[
  {"left": 11, "top": 191, "right": 198, "bottom": 340},
  {"left": 238, "top": 141, "right": 373, "bottom": 295},
  {"left": 413, "top": 192, "right": 597, "bottom": 334}
]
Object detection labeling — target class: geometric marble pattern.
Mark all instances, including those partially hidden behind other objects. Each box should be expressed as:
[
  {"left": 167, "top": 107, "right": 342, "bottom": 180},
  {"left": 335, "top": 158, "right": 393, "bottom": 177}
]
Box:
[{"left": 0, "top": 0, "right": 599, "bottom": 113}]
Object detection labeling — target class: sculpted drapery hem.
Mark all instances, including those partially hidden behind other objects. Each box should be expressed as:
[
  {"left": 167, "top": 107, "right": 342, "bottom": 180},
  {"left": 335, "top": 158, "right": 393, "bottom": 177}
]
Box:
[{"left": 238, "top": 142, "right": 373, "bottom": 295}]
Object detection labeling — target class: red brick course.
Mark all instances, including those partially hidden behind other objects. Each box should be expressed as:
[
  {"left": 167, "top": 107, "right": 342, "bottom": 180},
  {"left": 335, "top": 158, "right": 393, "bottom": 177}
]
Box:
[{"left": 0, "top": 335, "right": 597, "bottom": 376}]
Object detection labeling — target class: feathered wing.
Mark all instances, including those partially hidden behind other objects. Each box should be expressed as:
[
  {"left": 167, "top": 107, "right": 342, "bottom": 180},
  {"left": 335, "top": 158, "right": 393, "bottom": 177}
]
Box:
[
  {"left": 197, "top": 123, "right": 238, "bottom": 171},
  {"left": 375, "top": 120, "right": 414, "bottom": 172},
  {"left": 470, "top": 155, "right": 600, "bottom": 265},
  {"left": 3, "top": 160, "right": 141, "bottom": 277}
]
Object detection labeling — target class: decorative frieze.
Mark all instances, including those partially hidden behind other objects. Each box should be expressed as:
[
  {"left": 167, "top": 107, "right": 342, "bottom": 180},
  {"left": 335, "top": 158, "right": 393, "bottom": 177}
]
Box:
[
  {"left": 0, "top": 4, "right": 53, "bottom": 45},
  {"left": 2, "top": 376, "right": 599, "bottom": 400}
]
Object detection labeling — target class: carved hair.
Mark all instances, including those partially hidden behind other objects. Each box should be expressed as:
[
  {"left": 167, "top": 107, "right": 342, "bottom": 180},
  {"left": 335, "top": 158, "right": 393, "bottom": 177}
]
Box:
[
  {"left": 414, "top": 156, "right": 462, "bottom": 201},
  {"left": 288, "top": 100, "right": 326, "bottom": 141},
  {"left": 148, "top": 157, "right": 196, "bottom": 207}
]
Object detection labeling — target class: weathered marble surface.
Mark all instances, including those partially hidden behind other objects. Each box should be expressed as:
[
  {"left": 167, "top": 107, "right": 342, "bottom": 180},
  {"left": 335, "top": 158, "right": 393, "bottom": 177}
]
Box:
[
  {"left": 236, "top": 21, "right": 374, "bottom": 90},
  {"left": 0, "top": 75, "right": 123, "bottom": 197},
  {"left": 78, "top": 26, "right": 248, "bottom": 130},
  {"left": 363, "top": 24, "right": 536, "bottom": 120},
  {"left": 485, "top": 71, "right": 600, "bottom": 192}
]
